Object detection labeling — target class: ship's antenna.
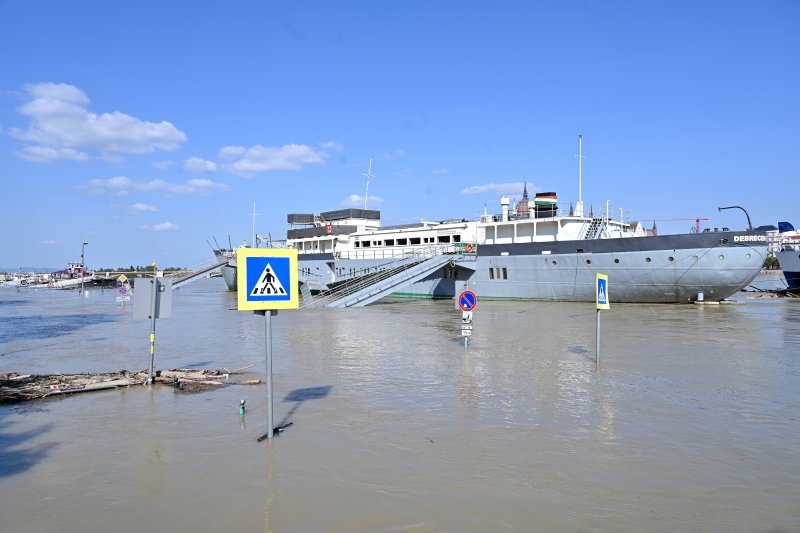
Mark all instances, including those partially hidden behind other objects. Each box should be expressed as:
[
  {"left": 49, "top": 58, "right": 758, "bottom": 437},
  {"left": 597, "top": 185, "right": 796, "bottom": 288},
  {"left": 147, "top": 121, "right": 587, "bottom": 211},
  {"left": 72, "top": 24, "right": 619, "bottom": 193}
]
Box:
[
  {"left": 362, "top": 158, "right": 375, "bottom": 210},
  {"left": 575, "top": 134, "right": 585, "bottom": 217},
  {"left": 250, "top": 202, "right": 259, "bottom": 248}
]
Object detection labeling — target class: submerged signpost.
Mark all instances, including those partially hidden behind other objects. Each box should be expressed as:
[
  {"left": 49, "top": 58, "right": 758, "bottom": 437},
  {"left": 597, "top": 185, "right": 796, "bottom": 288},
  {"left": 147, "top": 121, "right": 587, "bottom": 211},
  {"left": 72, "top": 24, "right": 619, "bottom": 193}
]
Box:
[
  {"left": 132, "top": 271, "right": 172, "bottom": 384},
  {"left": 236, "top": 248, "right": 299, "bottom": 441},
  {"left": 457, "top": 288, "right": 477, "bottom": 348},
  {"left": 595, "top": 273, "right": 610, "bottom": 366}
]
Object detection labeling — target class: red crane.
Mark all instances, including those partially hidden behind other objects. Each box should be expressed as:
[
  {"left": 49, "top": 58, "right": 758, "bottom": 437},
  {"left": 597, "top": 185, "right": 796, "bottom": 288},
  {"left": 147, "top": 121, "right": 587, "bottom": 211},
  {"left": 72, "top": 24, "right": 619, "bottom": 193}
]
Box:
[{"left": 652, "top": 217, "right": 711, "bottom": 234}]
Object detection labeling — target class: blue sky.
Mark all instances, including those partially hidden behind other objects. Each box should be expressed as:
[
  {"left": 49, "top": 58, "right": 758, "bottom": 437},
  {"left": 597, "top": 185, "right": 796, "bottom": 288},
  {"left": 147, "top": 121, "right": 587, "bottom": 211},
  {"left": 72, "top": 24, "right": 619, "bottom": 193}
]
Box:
[{"left": 1, "top": 0, "right": 798, "bottom": 270}]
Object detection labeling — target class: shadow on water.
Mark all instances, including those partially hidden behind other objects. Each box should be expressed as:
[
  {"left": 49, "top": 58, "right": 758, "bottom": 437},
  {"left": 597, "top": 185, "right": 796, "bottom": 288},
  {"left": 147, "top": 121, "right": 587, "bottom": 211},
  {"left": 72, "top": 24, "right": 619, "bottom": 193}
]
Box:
[
  {"left": 0, "top": 407, "right": 57, "bottom": 478},
  {"left": 0, "top": 314, "right": 116, "bottom": 345},
  {"left": 276, "top": 385, "right": 332, "bottom": 429},
  {"left": 183, "top": 360, "right": 215, "bottom": 368}
]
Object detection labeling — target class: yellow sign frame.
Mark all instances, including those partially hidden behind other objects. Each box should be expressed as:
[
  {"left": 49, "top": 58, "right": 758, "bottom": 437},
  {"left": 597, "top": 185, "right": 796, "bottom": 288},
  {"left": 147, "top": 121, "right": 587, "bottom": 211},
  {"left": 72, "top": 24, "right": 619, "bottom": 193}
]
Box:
[
  {"left": 236, "top": 248, "right": 299, "bottom": 311},
  {"left": 596, "top": 273, "right": 610, "bottom": 310}
]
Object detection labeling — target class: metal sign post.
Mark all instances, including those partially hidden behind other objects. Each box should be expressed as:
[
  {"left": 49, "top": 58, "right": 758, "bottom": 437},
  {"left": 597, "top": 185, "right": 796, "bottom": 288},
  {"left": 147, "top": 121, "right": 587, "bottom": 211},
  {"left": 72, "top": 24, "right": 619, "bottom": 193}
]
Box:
[
  {"left": 237, "top": 248, "right": 299, "bottom": 441},
  {"left": 132, "top": 276, "right": 172, "bottom": 385},
  {"left": 595, "top": 274, "right": 610, "bottom": 366}
]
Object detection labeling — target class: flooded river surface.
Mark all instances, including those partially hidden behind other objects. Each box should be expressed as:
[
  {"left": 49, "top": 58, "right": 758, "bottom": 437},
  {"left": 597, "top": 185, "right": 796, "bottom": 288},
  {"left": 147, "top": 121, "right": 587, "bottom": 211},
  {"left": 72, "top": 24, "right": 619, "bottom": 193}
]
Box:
[{"left": 1, "top": 277, "right": 799, "bottom": 532}]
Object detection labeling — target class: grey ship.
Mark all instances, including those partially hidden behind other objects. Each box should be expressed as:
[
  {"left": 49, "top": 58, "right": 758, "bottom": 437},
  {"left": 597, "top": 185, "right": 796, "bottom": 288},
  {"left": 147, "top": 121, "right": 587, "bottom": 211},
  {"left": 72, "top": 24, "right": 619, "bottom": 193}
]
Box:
[{"left": 216, "top": 189, "right": 767, "bottom": 304}]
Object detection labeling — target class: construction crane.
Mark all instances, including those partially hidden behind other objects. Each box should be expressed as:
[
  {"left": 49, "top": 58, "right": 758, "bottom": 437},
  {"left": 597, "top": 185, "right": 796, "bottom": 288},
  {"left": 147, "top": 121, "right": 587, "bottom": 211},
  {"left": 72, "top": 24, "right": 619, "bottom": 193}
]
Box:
[{"left": 652, "top": 217, "right": 711, "bottom": 234}]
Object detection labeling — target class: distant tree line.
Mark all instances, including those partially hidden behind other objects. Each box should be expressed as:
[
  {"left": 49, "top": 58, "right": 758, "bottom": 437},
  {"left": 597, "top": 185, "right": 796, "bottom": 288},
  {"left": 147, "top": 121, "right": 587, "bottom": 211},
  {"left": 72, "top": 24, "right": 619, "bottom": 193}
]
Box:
[{"left": 95, "top": 265, "right": 184, "bottom": 273}]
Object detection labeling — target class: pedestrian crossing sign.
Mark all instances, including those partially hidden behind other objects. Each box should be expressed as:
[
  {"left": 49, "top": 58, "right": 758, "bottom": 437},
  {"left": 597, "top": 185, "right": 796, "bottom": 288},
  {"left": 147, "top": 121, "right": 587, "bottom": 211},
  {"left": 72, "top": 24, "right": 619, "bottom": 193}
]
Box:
[
  {"left": 236, "top": 248, "right": 299, "bottom": 310},
  {"left": 596, "top": 273, "right": 610, "bottom": 310}
]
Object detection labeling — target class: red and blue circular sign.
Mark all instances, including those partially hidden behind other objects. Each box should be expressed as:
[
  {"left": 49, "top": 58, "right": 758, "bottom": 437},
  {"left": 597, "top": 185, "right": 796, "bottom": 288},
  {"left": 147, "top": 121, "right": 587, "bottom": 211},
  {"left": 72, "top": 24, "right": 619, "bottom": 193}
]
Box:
[{"left": 458, "top": 290, "right": 477, "bottom": 311}]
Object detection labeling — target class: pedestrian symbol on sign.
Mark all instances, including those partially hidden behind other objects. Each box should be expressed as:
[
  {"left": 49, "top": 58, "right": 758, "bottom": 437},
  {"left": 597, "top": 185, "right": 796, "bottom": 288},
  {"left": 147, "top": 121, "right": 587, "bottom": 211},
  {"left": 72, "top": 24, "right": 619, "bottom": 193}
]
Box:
[{"left": 250, "top": 263, "right": 287, "bottom": 296}]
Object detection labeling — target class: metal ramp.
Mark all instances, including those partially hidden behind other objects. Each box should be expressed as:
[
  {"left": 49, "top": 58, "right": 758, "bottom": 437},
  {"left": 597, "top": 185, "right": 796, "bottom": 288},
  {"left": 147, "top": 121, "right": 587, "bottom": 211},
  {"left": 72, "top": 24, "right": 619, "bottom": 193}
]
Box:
[
  {"left": 303, "top": 245, "right": 473, "bottom": 308},
  {"left": 166, "top": 258, "right": 231, "bottom": 288}
]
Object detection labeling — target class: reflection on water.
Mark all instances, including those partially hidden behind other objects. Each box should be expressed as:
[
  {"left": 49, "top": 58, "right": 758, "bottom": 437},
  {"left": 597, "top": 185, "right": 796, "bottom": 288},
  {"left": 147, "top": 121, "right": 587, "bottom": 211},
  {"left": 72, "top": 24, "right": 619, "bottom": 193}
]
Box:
[{"left": 1, "top": 279, "right": 799, "bottom": 532}]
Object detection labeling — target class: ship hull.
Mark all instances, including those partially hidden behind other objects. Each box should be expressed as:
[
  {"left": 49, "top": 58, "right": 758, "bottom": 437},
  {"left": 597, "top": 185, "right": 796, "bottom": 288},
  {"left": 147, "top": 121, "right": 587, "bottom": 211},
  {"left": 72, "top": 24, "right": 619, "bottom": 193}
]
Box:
[
  {"left": 297, "top": 231, "right": 767, "bottom": 304},
  {"left": 777, "top": 249, "right": 800, "bottom": 291}
]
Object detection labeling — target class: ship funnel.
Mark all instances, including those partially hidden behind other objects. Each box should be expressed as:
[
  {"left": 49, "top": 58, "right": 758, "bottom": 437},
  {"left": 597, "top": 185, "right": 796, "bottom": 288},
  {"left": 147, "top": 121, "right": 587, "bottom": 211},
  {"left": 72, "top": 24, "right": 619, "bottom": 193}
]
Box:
[{"left": 501, "top": 196, "right": 510, "bottom": 222}]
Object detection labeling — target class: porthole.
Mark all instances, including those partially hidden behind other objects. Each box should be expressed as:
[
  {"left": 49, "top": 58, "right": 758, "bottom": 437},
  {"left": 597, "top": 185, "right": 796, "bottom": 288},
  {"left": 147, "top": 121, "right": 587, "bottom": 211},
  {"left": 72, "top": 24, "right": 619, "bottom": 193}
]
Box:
[
  {"left": 614, "top": 258, "right": 620, "bottom": 264},
  {"left": 718, "top": 254, "right": 725, "bottom": 260},
  {"left": 668, "top": 256, "right": 674, "bottom": 262},
  {"left": 692, "top": 255, "right": 698, "bottom": 261},
  {"left": 552, "top": 260, "right": 557, "bottom": 265},
  {"left": 586, "top": 259, "right": 592, "bottom": 265},
  {"left": 645, "top": 257, "right": 651, "bottom": 263},
  {"left": 746, "top": 253, "right": 751, "bottom": 259}
]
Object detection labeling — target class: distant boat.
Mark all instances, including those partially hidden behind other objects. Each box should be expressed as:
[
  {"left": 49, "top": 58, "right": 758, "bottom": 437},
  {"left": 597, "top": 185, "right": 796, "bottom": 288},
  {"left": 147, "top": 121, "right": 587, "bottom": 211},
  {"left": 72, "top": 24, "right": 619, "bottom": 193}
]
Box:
[
  {"left": 42, "top": 262, "right": 94, "bottom": 289},
  {"left": 777, "top": 222, "right": 800, "bottom": 293}
]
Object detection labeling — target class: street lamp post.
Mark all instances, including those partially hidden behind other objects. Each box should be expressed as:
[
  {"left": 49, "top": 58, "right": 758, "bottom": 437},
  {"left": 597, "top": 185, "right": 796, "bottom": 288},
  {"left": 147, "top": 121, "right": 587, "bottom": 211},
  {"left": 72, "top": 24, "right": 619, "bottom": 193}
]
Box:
[{"left": 80, "top": 241, "right": 88, "bottom": 294}]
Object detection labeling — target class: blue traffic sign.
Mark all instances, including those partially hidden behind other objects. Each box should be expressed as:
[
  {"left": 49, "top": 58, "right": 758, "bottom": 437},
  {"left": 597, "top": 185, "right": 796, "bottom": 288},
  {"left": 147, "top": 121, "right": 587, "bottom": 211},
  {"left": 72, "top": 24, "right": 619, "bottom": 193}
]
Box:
[
  {"left": 237, "top": 249, "right": 299, "bottom": 310},
  {"left": 458, "top": 290, "right": 477, "bottom": 312},
  {"left": 596, "top": 273, "right": 610, "bottom": 310}
]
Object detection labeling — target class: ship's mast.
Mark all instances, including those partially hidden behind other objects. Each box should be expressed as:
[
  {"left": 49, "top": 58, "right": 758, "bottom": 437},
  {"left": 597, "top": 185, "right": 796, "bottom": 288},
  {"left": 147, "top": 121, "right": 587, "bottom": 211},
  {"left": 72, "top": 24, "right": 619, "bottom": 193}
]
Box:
[
  {"left": 250, "top": 202, "right": 259, "bottom": 248},
  {"left": 362, "top": 158, "right": 375, "bottom": 210},
  {"left": 575, "top": 134, "right": 585, "bottom": 217}
]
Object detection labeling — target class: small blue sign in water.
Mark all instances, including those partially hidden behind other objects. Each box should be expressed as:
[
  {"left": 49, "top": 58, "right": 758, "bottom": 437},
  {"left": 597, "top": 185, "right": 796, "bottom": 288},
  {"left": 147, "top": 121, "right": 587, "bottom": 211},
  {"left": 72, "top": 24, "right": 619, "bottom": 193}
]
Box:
[{"left": 458, "top": 290, "right": 477, "bottom": 312}]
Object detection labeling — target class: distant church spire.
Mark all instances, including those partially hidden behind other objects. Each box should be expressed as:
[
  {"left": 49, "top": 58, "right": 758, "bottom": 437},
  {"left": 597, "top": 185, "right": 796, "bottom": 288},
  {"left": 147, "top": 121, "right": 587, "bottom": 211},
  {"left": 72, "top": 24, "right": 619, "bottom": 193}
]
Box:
[{"left": 522, "top": 181, "right": 529, "bottom": 200}]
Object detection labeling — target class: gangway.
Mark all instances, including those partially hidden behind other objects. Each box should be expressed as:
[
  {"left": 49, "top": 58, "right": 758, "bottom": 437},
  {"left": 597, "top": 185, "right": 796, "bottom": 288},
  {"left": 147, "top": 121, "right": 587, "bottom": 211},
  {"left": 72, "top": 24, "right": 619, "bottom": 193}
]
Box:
[
  {"left": 302, "top": 244, "right": 475, "bottom": 308},
  {"left": 166, "top": 258, "right": 231, "bottom": 288}
]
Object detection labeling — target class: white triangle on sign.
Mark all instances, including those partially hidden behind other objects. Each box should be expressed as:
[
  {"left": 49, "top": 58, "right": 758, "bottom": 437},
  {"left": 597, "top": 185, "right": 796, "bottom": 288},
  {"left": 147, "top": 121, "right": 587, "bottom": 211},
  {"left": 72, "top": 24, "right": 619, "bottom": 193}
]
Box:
[
  {"left": 250, "top": 262, "right": 287, "bottom": 297},
  {"left": 598, "top": 286, "right": 606, "bottom": 301}
]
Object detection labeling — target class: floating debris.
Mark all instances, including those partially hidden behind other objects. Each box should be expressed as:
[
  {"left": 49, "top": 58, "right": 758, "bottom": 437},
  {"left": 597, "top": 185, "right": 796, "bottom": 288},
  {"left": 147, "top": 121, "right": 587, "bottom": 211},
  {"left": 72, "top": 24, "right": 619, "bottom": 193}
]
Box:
[{"left": 0, "top": 366, "right": 262, "bottom": 404}]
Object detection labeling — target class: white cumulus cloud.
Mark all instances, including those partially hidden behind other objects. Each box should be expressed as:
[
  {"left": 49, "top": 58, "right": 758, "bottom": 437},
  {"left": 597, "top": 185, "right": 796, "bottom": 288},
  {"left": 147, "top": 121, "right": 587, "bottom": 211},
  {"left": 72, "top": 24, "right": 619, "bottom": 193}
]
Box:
[
  {"left": 17, "top": 146, "right": 89, "bottom": 163},
  {"left": 184, "top": 157, "right": 217, "bottom": 172},
  {"left": 341, "top": 194, "right": 383, "bottom": 208},
  {"left": 221, "top": 143, "right": 327, "bottom": 177},
  {"left": 85, "top": 176, "right": 228, "bottom": 195},
  {"left": 461, "top": 182, "right": 528, "bottom": 196},
  {"left": 39, "top": 239, "right": 58, "bottom": 245},
  {"left": 128, "top": 203, "right": 158, "bottom": 213},
  {"left": 11, "top": 82, "right": 187, "bottom": 162},
  {"left": 142, "top": 222, "right": 179, "bottom": 231}
]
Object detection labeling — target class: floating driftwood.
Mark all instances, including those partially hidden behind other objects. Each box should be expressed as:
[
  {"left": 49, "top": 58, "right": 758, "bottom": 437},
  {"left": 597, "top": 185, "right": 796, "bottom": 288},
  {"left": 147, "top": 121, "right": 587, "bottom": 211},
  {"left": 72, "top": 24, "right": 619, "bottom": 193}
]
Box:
[{"left": 0, "top": 366, "right": 262, "bottom": 404}]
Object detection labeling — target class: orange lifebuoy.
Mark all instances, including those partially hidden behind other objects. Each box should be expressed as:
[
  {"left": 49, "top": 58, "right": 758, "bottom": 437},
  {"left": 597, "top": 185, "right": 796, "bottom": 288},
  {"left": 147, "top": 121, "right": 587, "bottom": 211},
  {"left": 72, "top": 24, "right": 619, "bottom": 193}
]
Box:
[
  {"left": 335, "top": 252, "right": 341, "bottom": 259},
  {"left": 465, "top": 243, "right": 475, "bottom": 253}
]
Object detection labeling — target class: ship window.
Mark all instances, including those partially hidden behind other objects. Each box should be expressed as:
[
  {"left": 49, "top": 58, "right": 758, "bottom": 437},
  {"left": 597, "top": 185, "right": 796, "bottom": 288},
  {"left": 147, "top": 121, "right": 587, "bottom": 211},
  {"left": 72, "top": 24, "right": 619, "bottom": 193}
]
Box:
[
  {"left": 438, "top": 235, "right": 451, "bottom": 243},
  {"left": 746, "top": 253, "right": 751, "bottom": 259},
  {"left": 410, "top": 238, "right": 421, "bottom": 245},
  {"left": 645, "top": 257, "right": 651, "bottom": 262},
  {"left": 586, "top": 259, "right": 591, "bottom": 265},
  {"left": 552, "top": 260, "right": 557, "bottom": 265},
  {"left": 354, "top": 242, "right": 360, "bottom": 248},
  {"left": 668, "top": 256, "right": 674, "bottom": 262},
  {"left": 385, "top": 239, "right": 395, "bottom": 246},
  {"left": 718, "top": 255, "right": 724, "bottom": 260},
  {"left": 692, "top": 255, "right": 698, "bottom": 261},
  {"left": 489, "top": 267, "right": 507, "bottom": 279},
  {"left": 397, "top": 238, "right": 408, "bottom": 245},
  {"left": 362, "top": 241, "right": 371, "bottom": 248},
  {"left": 614, "top": 258, "right": 620, "bottom": 264},
  {"left": 453, "top": 235, "right": 461, "bottom": 243},
  {"left": 373, "top": 241, "right": 381, "bottom": 246}
]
